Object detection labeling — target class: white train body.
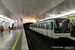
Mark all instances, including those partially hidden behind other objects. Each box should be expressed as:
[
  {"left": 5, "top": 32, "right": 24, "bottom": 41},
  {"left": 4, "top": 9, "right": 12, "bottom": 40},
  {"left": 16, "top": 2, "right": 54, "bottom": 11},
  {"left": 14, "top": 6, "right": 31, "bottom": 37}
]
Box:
[{"left": 29, "top": 18, "right": 70, "bottom": 39}]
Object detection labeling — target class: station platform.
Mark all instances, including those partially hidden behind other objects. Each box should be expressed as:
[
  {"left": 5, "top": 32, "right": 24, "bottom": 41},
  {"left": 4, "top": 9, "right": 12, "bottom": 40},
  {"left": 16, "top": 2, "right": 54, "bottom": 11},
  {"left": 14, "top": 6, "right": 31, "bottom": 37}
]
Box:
[{"left": 0, "top": 29, "right": 28, "bottom": 50}]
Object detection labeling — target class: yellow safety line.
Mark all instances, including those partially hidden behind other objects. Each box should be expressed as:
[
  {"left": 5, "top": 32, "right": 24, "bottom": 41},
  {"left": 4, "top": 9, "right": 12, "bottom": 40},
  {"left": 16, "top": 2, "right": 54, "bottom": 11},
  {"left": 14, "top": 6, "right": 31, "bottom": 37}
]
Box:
[
  {"left": 11, "top": 30, "right": 22, "bottom": 50},
  {"left": 65, "top": 15, "right": 75, "bottom": 18},
  {"left": 71, "top": 36, "right": 75, "bottom": 38}
]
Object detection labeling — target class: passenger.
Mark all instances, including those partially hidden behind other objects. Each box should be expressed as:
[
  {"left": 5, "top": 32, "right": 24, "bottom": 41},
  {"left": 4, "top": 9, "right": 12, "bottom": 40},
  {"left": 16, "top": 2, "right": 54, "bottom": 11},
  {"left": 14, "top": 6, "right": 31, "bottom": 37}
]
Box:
[
  {"left": 71, "top": 26, "right": 75, "bottom": 36},
  {"left": 15, "top": 27, "right": 17, "bottom": 30},
  {"left": 71, "top": 23, "right": 73, "bottom": 28},
  {"left": 8, "top": 26, "right": 11, "bottom": 33},
  {"left": 1, "top": 25, "right": 4, "bottom": 32},
  {"left": 0, "top": 25, "right": 4, "bottom": 36}
]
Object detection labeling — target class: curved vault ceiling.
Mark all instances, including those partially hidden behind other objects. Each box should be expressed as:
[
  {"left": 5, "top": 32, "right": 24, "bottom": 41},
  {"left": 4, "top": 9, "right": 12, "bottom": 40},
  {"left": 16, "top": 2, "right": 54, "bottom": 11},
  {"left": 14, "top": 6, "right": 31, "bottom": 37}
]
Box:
[{"left": 1, "top": 0, "right": 64, "bottom": 21}]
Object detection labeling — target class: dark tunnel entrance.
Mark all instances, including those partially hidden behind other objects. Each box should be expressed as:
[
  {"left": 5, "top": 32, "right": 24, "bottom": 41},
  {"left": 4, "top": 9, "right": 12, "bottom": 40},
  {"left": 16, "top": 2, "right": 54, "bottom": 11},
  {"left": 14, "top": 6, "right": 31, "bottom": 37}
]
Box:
[{"left": 23, "top": 22, "right": 33, "bottom": 30}]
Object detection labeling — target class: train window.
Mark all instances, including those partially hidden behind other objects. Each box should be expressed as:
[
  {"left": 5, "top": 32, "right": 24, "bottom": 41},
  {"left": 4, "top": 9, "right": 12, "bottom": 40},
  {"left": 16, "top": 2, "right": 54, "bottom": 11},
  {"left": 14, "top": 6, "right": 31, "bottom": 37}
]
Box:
[
  {"left": 37, "top": 24, "right": 38, "bottom": 28},
  {"left": 40, "top": 24, "right": 41, "bottom": 28},
  {"left": 35, "top": 24, "right": 36, "bottom": 27},
  {"left": 38, "top": 24, "right": 39, "bottom": 28},
  {"left": 45, "top": 23, "right": 47, "bottom": 29},
  {"left": 49, "top": 22, "right": 53, "bottom": 30},
  {"left": 36, "top": 24, "right": 37, "bottom": 28},
  {"left": 44, "top": 23, "right": 46, "bottom": 29},
  {"left": 40, "top": 23, "right": 44, "bottom": 29},
  {"left": 37, "top": 24, "right": 39, "bottom": 28},
  {"left": 51, "top": 22, "right": 53, "bottom": 30},
  {"left": 46, "top": 23, "right": 49, "bottom": 29},
  {"left": 39, "top": 24, "right": 40, "bottom": 28},
  {"left": 42, "top": 23, "right": 44, "bottom": 29},
  {"left": 41, "top": 23, "right": 42, "bottom": 28},
  {"left": 35, "top": 24, "right": 37, "bottom": 28}
]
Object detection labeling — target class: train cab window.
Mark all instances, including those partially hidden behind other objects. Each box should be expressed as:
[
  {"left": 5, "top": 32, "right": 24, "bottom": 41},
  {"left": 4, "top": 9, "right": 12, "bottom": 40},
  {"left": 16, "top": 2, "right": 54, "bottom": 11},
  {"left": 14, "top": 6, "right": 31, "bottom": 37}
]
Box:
[{"left": 54, "top": 19, "right": 70, "bottom": 33}]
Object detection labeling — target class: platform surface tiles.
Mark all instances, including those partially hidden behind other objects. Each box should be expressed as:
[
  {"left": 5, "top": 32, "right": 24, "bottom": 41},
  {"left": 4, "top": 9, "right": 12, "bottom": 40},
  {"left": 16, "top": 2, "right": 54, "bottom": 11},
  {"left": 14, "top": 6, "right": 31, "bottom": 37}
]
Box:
[{"left": 0, "top": 29, "right": 28, "bottom": 50}]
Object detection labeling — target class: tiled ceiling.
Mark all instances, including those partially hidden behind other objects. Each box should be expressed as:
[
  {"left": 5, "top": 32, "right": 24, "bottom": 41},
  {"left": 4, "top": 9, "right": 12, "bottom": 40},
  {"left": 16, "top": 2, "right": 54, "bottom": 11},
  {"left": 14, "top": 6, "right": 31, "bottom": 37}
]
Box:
[
  {"left": 0, "top": 0, "right": 16, "bottom": 20},
  {"left": 1, "top": 0, "right": 64, "bottom": 20}
]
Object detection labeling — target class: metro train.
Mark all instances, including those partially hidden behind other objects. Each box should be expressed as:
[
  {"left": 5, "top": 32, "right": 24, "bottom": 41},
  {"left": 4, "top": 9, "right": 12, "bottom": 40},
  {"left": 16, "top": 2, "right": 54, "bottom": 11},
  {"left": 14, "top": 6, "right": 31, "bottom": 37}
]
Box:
[{"left": 29, "top": 18, "right": 70, "bottom": 39}]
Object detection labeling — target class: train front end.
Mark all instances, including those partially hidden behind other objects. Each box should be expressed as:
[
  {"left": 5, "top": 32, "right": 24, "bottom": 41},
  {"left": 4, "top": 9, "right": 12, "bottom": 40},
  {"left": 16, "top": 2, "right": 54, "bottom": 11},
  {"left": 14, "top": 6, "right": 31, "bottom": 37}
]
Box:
[{"left": 53, "top": 19, "right": 70, "bottom": 38}]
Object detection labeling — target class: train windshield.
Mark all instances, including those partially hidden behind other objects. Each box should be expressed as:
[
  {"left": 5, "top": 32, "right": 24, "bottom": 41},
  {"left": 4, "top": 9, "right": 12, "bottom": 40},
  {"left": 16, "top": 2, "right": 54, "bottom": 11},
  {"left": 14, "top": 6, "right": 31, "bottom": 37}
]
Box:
[{"left": 54, "top": 19, "right": 70, "bottom": 33}]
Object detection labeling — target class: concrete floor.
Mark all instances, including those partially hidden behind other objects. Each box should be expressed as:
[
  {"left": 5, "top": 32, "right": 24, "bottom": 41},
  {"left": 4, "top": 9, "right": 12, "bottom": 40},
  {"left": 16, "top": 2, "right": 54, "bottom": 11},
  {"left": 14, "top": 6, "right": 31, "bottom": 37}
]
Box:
[{"left": 0, "top": 29, "right": 28, "bottom": 50}]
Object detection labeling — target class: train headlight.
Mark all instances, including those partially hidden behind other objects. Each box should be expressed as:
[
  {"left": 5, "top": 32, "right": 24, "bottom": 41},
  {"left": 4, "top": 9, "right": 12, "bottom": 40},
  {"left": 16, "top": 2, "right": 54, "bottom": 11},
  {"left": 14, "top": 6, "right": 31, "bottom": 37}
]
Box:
[
  {"left": 67, "top": 31, "right": 69, "bottom": 32},
  {"left": 56, "top": 31, "right": 58, "bottom": 33}
]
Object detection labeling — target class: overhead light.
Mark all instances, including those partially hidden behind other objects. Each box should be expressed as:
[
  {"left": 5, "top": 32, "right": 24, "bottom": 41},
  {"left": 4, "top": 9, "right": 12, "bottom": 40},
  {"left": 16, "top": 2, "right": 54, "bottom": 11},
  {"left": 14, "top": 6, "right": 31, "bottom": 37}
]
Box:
[
  {"left": 50, "top": 14, "right": 57, "bottom": 17},
  {"left": 51, "top": 10, "right": 75, "bottom": 18},
  {"left": 39, "top": 19, "right": 46, "bottom": 21},
  {"left": 39, "top": 10, "right": 75, "bottom": 21},
  {"left": 61, "top": 11, "right": 67, "bottom": 13},
  {"left": 0, "top": 15, "right": 14, "bottom": 21}
]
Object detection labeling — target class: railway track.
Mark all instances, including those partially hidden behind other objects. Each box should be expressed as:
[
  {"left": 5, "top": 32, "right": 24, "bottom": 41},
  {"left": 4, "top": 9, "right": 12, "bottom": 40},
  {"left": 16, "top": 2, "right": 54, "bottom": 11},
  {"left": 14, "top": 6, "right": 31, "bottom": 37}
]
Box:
[
  {"left": 25, "top": 29, "right": 75, "bottom": 50},
  {"left": 25, "top": 29, "right": 52, "bottom": 50}
]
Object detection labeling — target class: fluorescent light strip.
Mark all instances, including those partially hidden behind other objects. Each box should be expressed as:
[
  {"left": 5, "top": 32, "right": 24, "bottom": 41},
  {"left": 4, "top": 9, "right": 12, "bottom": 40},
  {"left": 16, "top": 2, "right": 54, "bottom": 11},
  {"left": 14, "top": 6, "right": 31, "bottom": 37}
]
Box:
[
  {"left": 39, "top": 10, "right": 75, "bottom": 21},
  {"left": 0, "top": 15, "right": 14, "bottom": 21},
  {"left": 51, "top": 10, "right": 75, "bottom": 18}
]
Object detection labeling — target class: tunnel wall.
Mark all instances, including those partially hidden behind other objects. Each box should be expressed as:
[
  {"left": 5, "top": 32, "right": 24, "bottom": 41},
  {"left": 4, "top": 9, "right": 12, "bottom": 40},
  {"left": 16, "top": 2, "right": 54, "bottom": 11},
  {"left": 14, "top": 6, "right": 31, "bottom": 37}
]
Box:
[
  {"left": 23, "top": 23, "right": 33, "bottom": 30},
  {"left": 17, "top": 22, "right": 23, "bottom": 29}
]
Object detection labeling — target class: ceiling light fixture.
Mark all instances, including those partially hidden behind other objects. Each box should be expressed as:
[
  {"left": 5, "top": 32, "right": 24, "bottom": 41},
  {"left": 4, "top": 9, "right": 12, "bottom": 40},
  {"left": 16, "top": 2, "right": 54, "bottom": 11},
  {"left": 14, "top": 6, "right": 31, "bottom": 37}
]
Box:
[
  {"left": 51, "top": 10, "right": 75, "bottom": 18},
  {"left": 39, "top": 10, "right": 75, "bottom": 21},
  {"left": 0, "top": 15, "right": 14, "bottom": 22}
]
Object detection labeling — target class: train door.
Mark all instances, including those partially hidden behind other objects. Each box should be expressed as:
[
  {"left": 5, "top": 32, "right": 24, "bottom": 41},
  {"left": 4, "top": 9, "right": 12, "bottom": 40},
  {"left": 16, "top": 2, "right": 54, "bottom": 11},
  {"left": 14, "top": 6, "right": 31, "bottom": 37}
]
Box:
[
  {"left": 39, "top": 23, "right": 41, "bottom": 33},
  {"left": 43, "top": 23, "right": 47, "bottom": 36},
  {"left": 46, "top": 22, "right": 49, "bottom": 36},
  {"left": 37, "top": 23, "right": 39, "bottom": 32},
  {"left": 48, "top": 21, "right": 53, "bottom": 37},
  {"left": 51, "top": 21, "right": 54, "bottom": 37},
  {"left": 42, "top": 23, "right": 44, "bottom": 35},
  {"left": 40, "top": 23, "right": 42, "bottom": 33},
  {"left": 35, "top": 24, "right": 36, "bottom": 31},
  {"left": 43, "top": 22, "right": 49, "bottom": 36},
  {"left": 38, "top": 23, "right": 40, "bottom": 32},
  {"left": 41, "top": 23, "right": 43, "bottom": 34}
]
